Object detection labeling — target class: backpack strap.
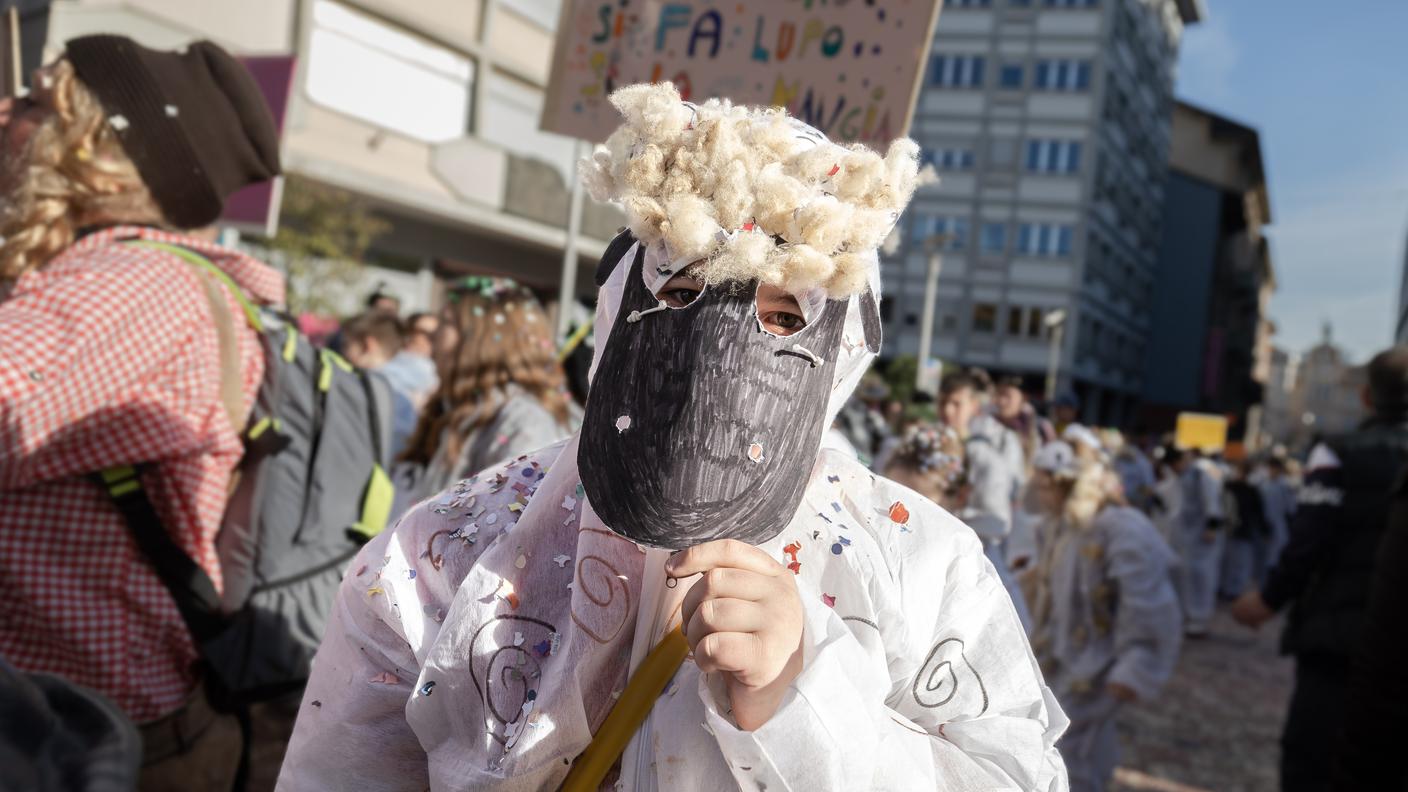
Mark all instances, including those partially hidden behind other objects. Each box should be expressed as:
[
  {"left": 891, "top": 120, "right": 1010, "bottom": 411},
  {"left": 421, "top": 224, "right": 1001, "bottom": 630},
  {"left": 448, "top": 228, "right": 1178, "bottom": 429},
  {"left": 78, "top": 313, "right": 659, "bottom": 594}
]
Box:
[
  {"left": 126, "top": 239, "right": 255, "bottom": 435},
  {"left": 92, "top": 466, "right": 226, "bottom": 644}
]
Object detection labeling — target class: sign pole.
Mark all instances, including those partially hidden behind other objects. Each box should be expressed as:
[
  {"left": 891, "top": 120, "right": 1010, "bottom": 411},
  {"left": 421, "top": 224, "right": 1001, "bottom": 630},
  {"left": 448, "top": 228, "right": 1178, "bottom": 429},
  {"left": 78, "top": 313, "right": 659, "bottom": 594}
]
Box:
[
  {"left": 7, "top": 7, "right": 21, "bottom": 98},
  {"left": 916, "top": 237, "right": 945, "bottom": 395},
  {"left": 555, "top": 139, "right": 587, "bottom": 344}
]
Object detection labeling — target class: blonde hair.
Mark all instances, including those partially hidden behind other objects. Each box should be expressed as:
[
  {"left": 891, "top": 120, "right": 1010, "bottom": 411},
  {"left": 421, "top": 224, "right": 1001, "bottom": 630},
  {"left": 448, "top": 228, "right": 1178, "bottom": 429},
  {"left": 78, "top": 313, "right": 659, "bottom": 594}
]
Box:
[
  {"left": 1061, "top": 460, "right": 1116, "bottom": 529},
  {"left": 0, "top": 60, "right": 165, "bottom": 282},
  {"left": 581, "top": 83, "right": 927, "bottom": 299},
  {"left": 401, "top": 286, "right": 570, "bottom": 466}
]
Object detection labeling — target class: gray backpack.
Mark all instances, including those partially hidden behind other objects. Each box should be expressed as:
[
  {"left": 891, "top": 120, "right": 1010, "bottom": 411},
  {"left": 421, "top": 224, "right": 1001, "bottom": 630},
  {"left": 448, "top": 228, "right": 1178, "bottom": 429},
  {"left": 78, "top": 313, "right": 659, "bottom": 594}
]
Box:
[{"left": 97, "top": 240, "right": 396, "bottom": 703}]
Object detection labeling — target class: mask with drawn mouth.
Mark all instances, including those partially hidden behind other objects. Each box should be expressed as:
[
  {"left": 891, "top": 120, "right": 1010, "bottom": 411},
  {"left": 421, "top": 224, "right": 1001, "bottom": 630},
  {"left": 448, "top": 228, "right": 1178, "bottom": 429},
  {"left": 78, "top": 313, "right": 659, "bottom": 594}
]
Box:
[{"left": 578, "top": 241, "right": 853, "bottom": 550}]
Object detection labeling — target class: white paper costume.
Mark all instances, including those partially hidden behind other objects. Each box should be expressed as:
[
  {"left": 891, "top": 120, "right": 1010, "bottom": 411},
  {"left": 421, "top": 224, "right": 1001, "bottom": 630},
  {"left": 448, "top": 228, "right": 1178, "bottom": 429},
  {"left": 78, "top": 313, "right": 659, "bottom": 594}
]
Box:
[
  {"left": 1174, "top": 457, "right": 1225, "bottom": 632},
  {"left": 962, "top": 413, "right": 1033, "bottom": 630},
  {"left": 277, "top": 84, "right": 1067, "bottom": 792},
  {"left": 1025, "top": 444, "right": 1181, "bottom": 792}
]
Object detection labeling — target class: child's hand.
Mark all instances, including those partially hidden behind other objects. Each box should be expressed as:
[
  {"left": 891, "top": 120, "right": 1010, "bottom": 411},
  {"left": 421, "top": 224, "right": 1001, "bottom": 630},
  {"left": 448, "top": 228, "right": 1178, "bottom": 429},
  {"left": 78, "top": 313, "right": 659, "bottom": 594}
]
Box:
[{"left": 668, "top": 539, "right": 804, "bottom": 731}]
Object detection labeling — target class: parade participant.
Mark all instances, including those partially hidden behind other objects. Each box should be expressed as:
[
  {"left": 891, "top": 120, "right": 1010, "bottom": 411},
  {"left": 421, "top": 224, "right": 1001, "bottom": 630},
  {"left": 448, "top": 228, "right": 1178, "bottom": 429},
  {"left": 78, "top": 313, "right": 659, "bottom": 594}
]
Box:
[
  {"left": 941, "top": 369, "right": 1033, "bottom": 629},
  {"left": 883, "top": 423, "right": 969, "bottom": 513},
  {"left": 1051, "top": 391, "right": 1081, "bottom": 435},
  {"left": 1232, "top": 345, "right": 1408, "bottom": 792},
  {"left": 1218, "top": 460, "right": 1269, "bottom": 599},
  {"left": 994, "top": 375, "right": 1056, "bottom": 464},
  {"left": 278, "top": 83, "right": 1068, "bottom": 791},
  {"left": 394, "top": 276, "right": 576, "bottom": 511},
  {"left": 1024, "top": 442, "right": 1182, "bottom": 792},
  {"left": 1257, "top": 456, "right": 1296, "bottom": 579},
  {"left": 1107, "top": 430, "right": 1156, "bottom": 512},
  {"left": 1176, "top": 449, "right": 1226, "bottom": 637},
  {"left": 340, "top": 311, "right": 426, "bottom": 454},
  {"left": 0, "top": 35, "right": 281, "bottom": 787}
]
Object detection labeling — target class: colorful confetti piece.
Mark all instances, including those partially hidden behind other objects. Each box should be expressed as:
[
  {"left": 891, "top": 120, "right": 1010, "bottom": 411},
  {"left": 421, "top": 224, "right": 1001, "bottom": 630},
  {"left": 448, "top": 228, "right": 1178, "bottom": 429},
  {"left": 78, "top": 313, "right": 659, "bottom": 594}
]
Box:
[
  {"left": 888, "top": 501, "right": 911, "bottom": 525},
  {"left": 419, "top": 681, "right": 437, "bottom": 696},
  {"left": 822, "top": 593, "right": 836, "bottom": 608},
  {"left": 369, "top": 671, "right": 399, "bottom": 685},
  {"left": 553, "top": 554, "right": 572, "bottom": 568}
]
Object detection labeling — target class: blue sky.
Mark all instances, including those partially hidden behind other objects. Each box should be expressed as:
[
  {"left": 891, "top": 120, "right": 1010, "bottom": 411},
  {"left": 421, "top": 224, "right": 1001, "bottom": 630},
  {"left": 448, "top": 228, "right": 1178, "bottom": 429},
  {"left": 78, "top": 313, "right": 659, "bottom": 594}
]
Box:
[{"left": 1174, "top": 0, "right": 1408, "bottom": 364}]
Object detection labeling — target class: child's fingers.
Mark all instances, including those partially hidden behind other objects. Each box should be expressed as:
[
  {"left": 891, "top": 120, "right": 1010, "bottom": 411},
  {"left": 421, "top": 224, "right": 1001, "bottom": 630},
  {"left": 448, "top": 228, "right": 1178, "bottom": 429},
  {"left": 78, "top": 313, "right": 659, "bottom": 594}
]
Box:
[
  {"left": 692, "top": 631, "right": 764, "bottom": 675},
  {"left": 680, "top": 567, "right": 774, "bottom": 627},
  {"left": 684, "top": 597, "right": 767, "bottom": 649},
  {"left": 666, "top": 538, "right": 781, "bottom": 579}
]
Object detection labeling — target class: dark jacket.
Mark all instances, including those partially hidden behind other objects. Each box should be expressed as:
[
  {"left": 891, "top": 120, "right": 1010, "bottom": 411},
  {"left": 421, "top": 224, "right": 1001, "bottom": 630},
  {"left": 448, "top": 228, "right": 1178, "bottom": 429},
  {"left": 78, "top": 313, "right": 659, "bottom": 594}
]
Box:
[
  {"left": 1262, "top": 416, "right": 1408, "bottom": 660},
  {"left": 1332, "top": 467, "right": 1408, "bottom": 790}
]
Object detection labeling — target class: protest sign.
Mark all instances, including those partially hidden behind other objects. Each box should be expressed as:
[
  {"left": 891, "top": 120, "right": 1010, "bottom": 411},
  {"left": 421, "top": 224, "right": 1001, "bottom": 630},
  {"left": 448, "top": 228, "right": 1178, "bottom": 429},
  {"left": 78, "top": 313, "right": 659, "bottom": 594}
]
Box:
[
  {"left": 1175, "top": 412, "right": 1230, "bottom": 454},
  {"left": 542, "top": 0, "right": 943, "bottom": 146}
]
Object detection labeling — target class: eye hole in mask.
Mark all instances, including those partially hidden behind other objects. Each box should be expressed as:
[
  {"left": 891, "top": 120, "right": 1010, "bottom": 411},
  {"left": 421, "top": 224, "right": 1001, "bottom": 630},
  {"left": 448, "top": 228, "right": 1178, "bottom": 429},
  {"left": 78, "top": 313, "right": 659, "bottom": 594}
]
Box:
[{"left": 655, "top": 272, "right": 808, "bottom": 337}]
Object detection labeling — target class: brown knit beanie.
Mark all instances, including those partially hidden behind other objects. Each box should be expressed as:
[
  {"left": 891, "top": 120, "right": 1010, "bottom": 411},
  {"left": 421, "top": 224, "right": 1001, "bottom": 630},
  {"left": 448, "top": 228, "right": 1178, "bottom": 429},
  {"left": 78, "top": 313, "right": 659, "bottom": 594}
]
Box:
[{"left": 65, "top": 35, "right": 281, "bottom": 229}]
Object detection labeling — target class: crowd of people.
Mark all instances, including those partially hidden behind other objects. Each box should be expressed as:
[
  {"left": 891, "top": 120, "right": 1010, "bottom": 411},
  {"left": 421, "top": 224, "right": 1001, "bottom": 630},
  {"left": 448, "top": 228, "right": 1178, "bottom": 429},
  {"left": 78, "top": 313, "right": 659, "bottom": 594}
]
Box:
[{"left": 1, "top": 34, "right": 1403, "bottom": 792}]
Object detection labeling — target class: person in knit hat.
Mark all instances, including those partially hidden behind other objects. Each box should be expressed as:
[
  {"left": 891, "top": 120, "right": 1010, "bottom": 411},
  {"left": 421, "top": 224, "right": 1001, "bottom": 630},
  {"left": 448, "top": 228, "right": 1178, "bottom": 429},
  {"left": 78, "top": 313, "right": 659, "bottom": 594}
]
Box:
[
  {"left": 0, "top": 35, "right": 282, "bottom": 789},
  {"left": 279, "top": 83, "right": 1068, "bottom": 791}
]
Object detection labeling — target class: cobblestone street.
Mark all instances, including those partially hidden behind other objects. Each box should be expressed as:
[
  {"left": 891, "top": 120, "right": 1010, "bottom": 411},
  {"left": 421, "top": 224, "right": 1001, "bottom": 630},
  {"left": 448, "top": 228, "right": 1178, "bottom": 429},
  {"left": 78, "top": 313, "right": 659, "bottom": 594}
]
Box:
[{"left": 1111, "top": 606, "right": 1292, "bottom": 792}]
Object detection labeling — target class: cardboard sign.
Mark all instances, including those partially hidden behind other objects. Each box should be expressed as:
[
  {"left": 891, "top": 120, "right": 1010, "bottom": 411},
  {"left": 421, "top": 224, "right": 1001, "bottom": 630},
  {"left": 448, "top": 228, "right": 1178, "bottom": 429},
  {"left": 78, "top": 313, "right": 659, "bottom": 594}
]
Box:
[
  {"left": 542, "top": 0, "right": 943, "bottom": 146},
  {"left": 1175, "top": 412, "right": 1229, "bottom": 454}
]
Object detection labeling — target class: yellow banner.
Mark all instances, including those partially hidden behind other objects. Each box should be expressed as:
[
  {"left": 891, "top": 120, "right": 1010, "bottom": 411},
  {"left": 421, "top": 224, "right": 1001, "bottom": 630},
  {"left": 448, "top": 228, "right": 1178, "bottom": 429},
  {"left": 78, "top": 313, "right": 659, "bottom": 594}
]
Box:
[{"left": 1175, "top": 412, "right": 1229, "bottom": 453}]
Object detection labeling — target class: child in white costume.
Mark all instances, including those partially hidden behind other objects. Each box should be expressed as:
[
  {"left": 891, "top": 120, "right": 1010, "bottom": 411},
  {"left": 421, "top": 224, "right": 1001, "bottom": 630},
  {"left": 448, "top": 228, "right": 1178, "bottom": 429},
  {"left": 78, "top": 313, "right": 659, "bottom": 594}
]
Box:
[
  {"left": 1024, "top": 443, "right": 1182, "bottom": 792},
  {"left": 277, "top": 84, "right": 1068, "bottom": 791}
]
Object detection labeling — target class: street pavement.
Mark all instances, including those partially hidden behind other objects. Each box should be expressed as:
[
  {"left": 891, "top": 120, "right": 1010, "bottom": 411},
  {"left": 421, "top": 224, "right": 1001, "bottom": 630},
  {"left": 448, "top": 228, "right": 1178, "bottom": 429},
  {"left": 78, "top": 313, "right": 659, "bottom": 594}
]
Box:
[{"left": 1111, "top": 605, "right": 1291, "bottom": 792}]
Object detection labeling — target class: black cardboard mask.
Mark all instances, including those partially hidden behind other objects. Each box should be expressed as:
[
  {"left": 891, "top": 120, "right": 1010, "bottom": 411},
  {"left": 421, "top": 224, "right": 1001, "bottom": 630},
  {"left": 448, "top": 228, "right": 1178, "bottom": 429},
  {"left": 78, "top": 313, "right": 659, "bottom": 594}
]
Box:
[{"left": 578, "top": 246, "right": 848, "bottom": 549}]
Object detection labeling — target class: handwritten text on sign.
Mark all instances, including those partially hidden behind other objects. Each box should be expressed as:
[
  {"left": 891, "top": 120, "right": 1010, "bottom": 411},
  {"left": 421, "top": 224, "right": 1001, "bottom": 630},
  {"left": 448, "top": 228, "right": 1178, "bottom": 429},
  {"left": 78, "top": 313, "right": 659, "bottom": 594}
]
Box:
[{"left": 542, "top": 0, "right": 942, "bottom": 146}]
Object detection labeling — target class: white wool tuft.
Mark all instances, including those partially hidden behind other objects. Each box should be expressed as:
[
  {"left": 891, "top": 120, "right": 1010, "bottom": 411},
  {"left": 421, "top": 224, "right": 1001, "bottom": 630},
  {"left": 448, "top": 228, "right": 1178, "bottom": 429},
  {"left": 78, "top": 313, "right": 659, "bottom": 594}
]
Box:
[{"left": 580, "top": 82, "right": 923, "bottom": 299}]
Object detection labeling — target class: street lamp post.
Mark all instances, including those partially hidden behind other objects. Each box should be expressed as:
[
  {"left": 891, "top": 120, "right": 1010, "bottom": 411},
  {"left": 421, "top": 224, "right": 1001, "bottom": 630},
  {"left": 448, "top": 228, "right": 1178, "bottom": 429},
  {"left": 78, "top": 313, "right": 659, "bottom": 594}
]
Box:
[
  {"left": 915, "top": 233, "right": 952, "bottom": 395},
  {"left": 1043, "top": 309, "right": 1068, "bottom": 403},
  {"left": 555, "top": 139, "right": 588, "bottom": 344}
]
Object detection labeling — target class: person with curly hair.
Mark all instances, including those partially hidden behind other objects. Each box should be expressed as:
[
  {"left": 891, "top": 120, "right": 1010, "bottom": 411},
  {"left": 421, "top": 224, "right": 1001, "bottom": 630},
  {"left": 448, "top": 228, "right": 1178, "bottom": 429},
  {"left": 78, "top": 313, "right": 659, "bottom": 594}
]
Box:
[
  {"left": 1023, "top": 442, "right": 1182, "bottom": 792},
  {"left": 392, "top": 276, "right": 577, "bottom": 510},
  {"left": 0, "top": 35, "right": 281, "bottom": 787}
]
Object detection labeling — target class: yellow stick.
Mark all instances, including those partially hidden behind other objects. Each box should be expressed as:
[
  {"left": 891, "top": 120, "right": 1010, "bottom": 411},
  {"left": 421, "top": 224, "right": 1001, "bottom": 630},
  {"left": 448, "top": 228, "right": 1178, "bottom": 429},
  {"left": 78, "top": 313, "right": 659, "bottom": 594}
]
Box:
[
  {"left": 556, "top": 319, "right": 593, "bottom": 364},
  {"left": 560, "top": 626, "right": 689, "bottom": 791}
]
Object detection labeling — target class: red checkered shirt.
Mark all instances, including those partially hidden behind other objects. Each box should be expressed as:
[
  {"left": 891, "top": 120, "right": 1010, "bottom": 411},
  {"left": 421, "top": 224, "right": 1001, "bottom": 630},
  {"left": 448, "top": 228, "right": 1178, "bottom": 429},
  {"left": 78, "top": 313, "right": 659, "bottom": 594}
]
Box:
[{"left": 0, "top": 226, "right": 284, "bottom": 723}]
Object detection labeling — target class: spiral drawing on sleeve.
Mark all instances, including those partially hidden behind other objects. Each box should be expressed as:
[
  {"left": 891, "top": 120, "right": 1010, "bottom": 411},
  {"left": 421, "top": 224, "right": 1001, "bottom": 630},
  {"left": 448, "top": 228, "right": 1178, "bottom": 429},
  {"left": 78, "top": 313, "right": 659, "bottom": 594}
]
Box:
[
  {"left": 469, "top": 615, "right": 558, "bottom": 746},
  {"left": 569, "top": 554, "right": 633, "bottom": 644},
  {"left": 912, "top": 637, "right": 989, "bottom": 717}
]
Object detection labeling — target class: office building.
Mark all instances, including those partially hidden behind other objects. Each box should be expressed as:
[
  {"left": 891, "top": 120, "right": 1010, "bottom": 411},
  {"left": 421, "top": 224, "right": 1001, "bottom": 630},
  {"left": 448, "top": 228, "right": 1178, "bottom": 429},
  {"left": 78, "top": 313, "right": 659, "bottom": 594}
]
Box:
[
  {"left": 1142, "top": 101, "right": 1274, "bottom": 445},
  {"left": 886, "top": 0, "right": 1204, "bottom": 425}
]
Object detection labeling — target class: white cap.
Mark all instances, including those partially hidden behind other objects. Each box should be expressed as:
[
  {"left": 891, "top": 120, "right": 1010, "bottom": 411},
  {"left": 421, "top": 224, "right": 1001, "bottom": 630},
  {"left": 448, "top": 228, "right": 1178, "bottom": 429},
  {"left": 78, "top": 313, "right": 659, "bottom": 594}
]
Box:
[
  {"left": 1033, "top": 441, "right": 1080, "bottom": 478},
  {"left": 1062, "top": 423, "right": 1102, "bottom": 452}
]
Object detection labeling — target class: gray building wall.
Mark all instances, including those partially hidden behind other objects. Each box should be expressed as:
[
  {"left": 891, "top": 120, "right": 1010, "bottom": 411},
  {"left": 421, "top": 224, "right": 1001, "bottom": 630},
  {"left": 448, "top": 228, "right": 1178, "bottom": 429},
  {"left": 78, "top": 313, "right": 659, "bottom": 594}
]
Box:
[
  {"left": 883, "top": 0, "right": 1197, "bottom": 426},
  {"left": 1143, "top": 171, "right": 1220, "bottom": 406}
]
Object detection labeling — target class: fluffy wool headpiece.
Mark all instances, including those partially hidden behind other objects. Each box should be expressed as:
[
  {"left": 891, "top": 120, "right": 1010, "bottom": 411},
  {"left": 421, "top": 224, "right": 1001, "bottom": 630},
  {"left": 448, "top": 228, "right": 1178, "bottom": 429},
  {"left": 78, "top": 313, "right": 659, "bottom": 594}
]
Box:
[{"left": 580, "top": 83, "right": 926, "bottom": 299}]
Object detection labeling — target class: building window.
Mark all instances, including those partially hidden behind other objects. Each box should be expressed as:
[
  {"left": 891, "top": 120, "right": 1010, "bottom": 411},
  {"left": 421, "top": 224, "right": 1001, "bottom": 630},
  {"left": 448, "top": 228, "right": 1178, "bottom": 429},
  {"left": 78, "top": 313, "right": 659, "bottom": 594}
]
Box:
[
  {"left": 922, "top": 147, "right": 976, "bottom": 172},
  {"left": 930, "top": 55, "right": 987, "bottom": 88},
  {"left": 1043, "top": 0, "right": 1098, "bottom": 7},
  {"left": 981, "top": 222, "right": 1007, "bottom": 254},
  {"left": 973, "top": 304, "right": 998, "bottom": 334},
  {"left": 1024, "top": 139, "right": 1083, "bottom": 174},
  {"left": 1034, "top": 59, "right": 1092, "bottom": 92},
  {"left": 307, "top": 0, "right": 475, "bottom": 143},
  {"left": 1010, "top": 0, "right": 1033, "bottom": 6},
  {"left": 1007, "top": 306, "right": 1024, "bottom": 335},
  {"left": 1017, "top": 223, "right": 1075, "bottom": 257},
  {"left": 1027, "top": 307, "right": 1045, "bottom": 337},
  {"left": 911, "top": 215, "right": 971, "bottom": 251},
  {"left": 999, "top": 63, "right": 1024, "bottom": 89},
  {"left": 949, "top": 0, "right": 993, "bottom": 6}
]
